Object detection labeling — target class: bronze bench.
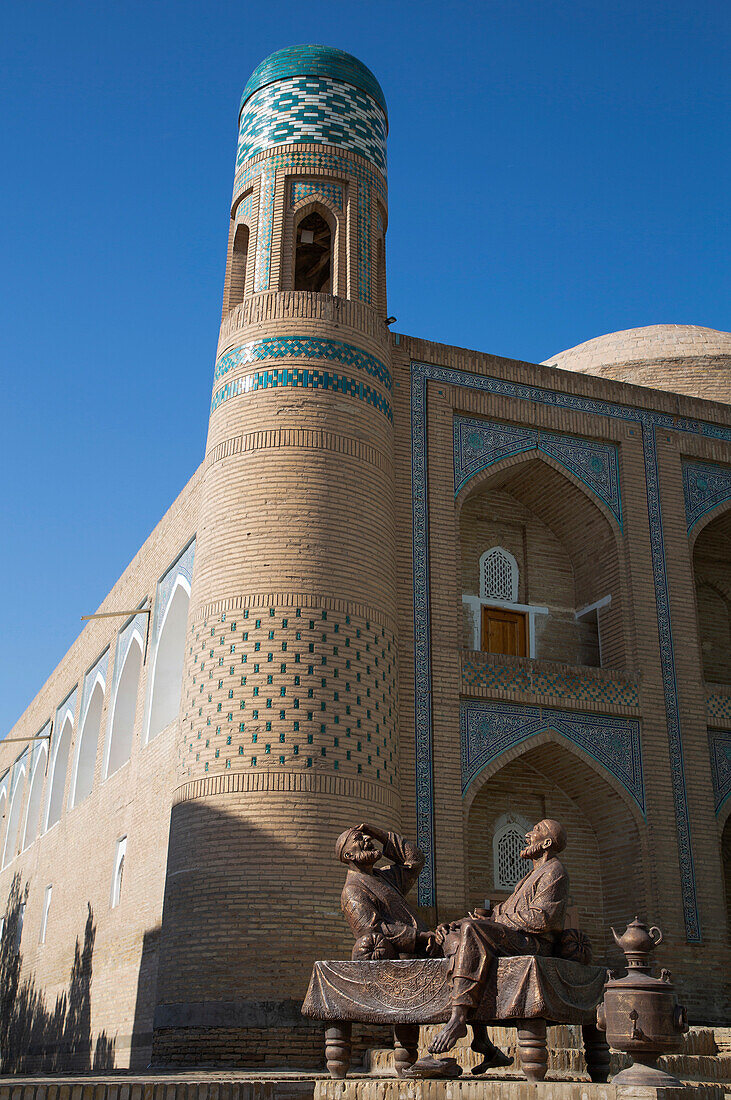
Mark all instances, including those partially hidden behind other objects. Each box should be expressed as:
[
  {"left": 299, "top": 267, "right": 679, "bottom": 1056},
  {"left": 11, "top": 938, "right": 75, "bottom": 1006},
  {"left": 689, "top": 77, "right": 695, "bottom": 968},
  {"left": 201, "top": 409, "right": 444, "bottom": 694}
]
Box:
[{"left": 302, "top": 956, "right": 610, "bottom": 1080}]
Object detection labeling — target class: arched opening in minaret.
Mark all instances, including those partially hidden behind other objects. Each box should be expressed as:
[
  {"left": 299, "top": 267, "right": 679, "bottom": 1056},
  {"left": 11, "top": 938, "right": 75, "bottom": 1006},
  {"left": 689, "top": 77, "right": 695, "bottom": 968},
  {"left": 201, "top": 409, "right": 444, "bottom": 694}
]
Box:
[
  {"left": 294, "top": 211, "right": 332, "bottom": 292},
  {"left": 228, "top": 223, "right": 249, "bottom": 309}
]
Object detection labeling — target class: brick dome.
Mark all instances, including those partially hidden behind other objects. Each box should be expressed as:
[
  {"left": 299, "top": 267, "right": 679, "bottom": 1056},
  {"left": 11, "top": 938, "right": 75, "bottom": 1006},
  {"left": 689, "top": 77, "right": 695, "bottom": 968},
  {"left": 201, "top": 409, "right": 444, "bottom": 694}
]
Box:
[{"left": 542, "top": 324, "right": 731, "bottom": 404}]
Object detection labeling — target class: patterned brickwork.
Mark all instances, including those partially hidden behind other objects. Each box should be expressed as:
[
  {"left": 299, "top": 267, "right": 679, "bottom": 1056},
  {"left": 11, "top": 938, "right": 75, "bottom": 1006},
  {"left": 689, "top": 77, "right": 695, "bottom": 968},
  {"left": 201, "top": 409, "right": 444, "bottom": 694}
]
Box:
[
  {"left": 707, "top": 691, "right": 731, "bottom": 724},
  {"left": 180, "top": 605, "right": 397, "bottom": 789},
  {"left": 460, "top": 699, "right": 645, "bottom": 813},
  {"left": 241, "top": 45, "right": 388, "bottom": 115},
  {"left": 461, "top": 654, "right": 639, "bottom": 708},
  {"left": 291, "top": 180, "right": 343, "bottom": 210},
  {"left": 237, "top": 77, "right": 387, "bottom": 175}
]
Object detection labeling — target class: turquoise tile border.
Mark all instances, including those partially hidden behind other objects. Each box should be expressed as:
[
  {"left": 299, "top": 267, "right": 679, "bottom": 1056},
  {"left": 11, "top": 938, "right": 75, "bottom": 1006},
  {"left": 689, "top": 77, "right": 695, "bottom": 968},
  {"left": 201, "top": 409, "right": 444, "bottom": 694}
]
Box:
[
  {"left": 211, "top": 367, "right": 393, "bottom": 423},
  {"left": 214, "top": 337, "right": 391, "bottom": 390}
]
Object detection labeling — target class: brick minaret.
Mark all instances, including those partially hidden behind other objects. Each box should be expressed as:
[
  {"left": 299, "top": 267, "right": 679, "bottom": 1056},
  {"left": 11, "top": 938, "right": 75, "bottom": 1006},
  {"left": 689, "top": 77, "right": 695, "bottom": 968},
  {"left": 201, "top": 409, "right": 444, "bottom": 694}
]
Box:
[{"left": 153, "top": 46, "right": 398, "bottom": 1063}]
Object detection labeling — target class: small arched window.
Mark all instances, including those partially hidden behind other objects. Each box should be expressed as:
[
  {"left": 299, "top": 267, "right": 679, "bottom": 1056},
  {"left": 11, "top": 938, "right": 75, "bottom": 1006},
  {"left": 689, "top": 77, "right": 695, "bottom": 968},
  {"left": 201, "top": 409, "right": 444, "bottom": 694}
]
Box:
[
  {"left": 493, "top": 813, "right": 531, "bottom": 891},
  {"left": 22, "top": 744, "right": 47, "bottom": 850},
  {"left": 294, "top": 212, "right": 332, "bottom": 292},
  {"left": 228, "top": 223, "right": 249, "bottom": 310},
  {"left": 480, "top": 547, "right": 519, "bottom": 602}
]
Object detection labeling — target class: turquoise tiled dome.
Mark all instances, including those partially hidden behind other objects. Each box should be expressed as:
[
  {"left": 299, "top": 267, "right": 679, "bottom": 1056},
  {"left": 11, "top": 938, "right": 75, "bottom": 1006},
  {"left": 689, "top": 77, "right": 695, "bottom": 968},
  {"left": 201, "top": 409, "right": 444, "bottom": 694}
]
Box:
[{"left": 241, "top": 45, "right": 387, "bottom": 118}]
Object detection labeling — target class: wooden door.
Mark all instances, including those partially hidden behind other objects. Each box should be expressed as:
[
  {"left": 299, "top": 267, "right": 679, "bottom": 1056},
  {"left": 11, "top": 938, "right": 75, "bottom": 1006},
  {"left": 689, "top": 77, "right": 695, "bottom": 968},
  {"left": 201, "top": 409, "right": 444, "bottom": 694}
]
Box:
[{"left": 481, "top": 607, "right": 527, "bottom": 656}]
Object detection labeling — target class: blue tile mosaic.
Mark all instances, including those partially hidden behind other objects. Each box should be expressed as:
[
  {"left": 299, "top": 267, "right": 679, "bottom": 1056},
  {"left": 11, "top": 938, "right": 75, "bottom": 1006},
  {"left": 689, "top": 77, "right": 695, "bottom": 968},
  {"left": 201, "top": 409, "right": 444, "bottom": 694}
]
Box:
[
  {"left": 237, "top": 77, "right": 387, "bottom": 176},
  {"left": 214, "top": 337, "right": 391, "bottom": 390},
  {"left": 460, "top": 699, "right": 644, "bottom": 813},
  {"left": 682, "top": 459, "right": 731, "bottom": 533},
  {"left": 241, "top": 46, "right": 388, "bottom": 117},
  {"left": 211, "top": 367, "right": 393, "bottom": 423},
  {"left": 454, "top": 416, "right": 622, "bottom": 526},
  {"left": 291, "top": 180, "right": 343, "bottom": 210},
  {"left": 234, "top": 192, "right": 253, "bottom": 222},
  {"left": 709, "top": 729, "right": 731, "bottom": 814},
  {"left": 411, "top": 358, "right": 731, "bottom": 939}
]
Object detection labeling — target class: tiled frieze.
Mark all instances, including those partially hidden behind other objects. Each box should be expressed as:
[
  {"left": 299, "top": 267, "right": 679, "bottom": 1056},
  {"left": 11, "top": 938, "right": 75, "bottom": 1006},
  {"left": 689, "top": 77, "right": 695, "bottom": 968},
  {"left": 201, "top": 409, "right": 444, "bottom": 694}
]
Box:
[
  {"left": 460, "top": 699, "right": 645, "bottom": 813},
  {"left": 709, "top": 729, "right": 731, "bottom": 813},
  {"left": 210, "top": 367, "right": 393, "bottom": 423},
  {"left": 412, "top": 358, "right": 731, "bottom": 938},
  {"left": 454, "top": 416, "right": 622, "bottom": 526},
  {"left": 180, "top": 605, "right": 397, "bottom": 789},
  {"left": 79, "top": 648, "right": 109, "bottom": 730},
  {"left": 461, "top": 654, "right": 639, "bottom": 708},
  {"left": 237, "top": 77, "right": 387, "bottom": 176},
  {"left": 214, "top": 336, "right": 391, "bottom": 389},
  {"left": 682, "top": 459, "right": 731, "bottom": 532},
  {"left": 291, "top": 180, "right": 343, "bottom": 210}
]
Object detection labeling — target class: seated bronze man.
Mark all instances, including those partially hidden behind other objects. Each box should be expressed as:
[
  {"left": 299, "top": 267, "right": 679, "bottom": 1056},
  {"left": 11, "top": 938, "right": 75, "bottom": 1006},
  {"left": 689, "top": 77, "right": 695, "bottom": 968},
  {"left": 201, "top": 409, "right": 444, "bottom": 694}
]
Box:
[{"left": 429, "top": 818, "right": 569, "bottom": 1057}]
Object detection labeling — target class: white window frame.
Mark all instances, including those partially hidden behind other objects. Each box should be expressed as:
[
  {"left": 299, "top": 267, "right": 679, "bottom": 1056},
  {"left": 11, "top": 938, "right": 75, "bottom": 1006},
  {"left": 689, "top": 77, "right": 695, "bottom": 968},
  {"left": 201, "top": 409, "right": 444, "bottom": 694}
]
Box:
[
  {"left": 462, "top": 595, "right": 548, "bottom": 657},
  {"left": 111, "top": 836, "right": 127, "bottom": 908},
  {"left": 493, "top": 813, "right": 532, "bottom": 891}
]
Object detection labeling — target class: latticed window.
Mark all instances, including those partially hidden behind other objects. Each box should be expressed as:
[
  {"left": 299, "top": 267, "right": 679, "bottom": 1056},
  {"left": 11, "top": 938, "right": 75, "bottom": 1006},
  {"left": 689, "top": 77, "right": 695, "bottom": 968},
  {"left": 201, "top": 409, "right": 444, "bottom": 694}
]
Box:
[
  {"left": 493, "top": 815, "right": 531, "bottom": 890},
  {"left": 479, "top": 547, "right": 518, "bottom": 602}
]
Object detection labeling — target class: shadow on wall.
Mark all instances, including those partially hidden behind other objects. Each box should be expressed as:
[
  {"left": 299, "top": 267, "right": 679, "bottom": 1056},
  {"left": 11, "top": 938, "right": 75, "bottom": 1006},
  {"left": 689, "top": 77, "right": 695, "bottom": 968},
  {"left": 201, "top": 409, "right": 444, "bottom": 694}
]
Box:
[{"left": 0, "top": 874, "right": 116, "bottom": 1073}]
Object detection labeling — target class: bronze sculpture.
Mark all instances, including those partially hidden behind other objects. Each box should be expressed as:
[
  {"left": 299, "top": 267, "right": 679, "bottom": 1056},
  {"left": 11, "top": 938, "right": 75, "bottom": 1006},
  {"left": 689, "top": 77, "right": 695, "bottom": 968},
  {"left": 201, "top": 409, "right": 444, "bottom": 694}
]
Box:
[
  {"left": 336, "top": 822, "right": 439, "bottom": 959},
  {"left": 429, "top": 818, "right": 569, "bottom": 1058}
]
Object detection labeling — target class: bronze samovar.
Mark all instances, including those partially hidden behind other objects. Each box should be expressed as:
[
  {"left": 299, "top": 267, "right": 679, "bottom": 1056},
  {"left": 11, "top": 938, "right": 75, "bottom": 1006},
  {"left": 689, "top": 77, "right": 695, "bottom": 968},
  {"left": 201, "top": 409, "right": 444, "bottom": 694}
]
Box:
[{"left": 596, "top": 917, "right": 688, "bottom": 1085}]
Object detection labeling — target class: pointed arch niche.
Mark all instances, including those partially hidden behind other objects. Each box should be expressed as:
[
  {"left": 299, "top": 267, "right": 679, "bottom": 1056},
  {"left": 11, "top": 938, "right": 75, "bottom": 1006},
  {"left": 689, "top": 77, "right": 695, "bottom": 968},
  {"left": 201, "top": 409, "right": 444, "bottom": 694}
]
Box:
[
  {"left": 459, "top": 454, "right": 626, "bottom": 669},
  {"left": 2, "top": 756, "right": 27, "bottom": 869},
  {"left": 144, "top": 541, "right": 194, "bottom": 744},
  {"left": 464, "top": 734, "right": 649, "bottom": 956},
  {"left": 692, "top": 507, "right": 731, "bottom": 685},
  {"left": 289, "top": 194, "right": 342, "bottom": 295},
  {"left": 70, "top": 651, "right": 108, "bottom": 807},
  {"left": 45, "top": 692, "right": 76, "bottom": 831},
  {"left": 22, "top": 735, "right": 49, "bottom": 849},
  {"left": 105, "top": 613, "right": 147, "bottom": 778}
]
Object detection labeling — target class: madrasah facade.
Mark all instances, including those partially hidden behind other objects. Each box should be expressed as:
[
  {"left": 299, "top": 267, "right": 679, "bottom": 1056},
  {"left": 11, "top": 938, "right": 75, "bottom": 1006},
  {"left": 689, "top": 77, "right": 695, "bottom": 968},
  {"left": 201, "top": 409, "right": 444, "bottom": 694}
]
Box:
[{"left": 0, "top": 45, "right": 729, "bottom": 1073}]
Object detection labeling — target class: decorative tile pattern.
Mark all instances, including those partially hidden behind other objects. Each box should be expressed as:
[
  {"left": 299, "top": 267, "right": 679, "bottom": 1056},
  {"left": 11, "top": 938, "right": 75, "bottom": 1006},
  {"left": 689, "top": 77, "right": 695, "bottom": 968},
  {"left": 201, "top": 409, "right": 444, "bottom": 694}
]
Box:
[
  {"left": 709, "top": 730, "right": 731, "bottom": 813},
  {"left": 237, "top": 77, "right": 387, "bottom": 176},
  {"left": 181, "top": 607, "right": 397, "bottom": 787},
  {"left": 462, "top": 658, "right": 639, "bottom": 708},
  {"left": 211, "top": 368, "right": 393, "bottom": 424},
  {"left": 460, "top": 699, "right": 644, "bottom": 812},
  {"left": 241, "top": 45, "right": 388, "bottom": 117},
  {"left": 214, "top": 337, "right": 391, "bottom": 390},
  {"left": 80, "top": 649, "right": 109, "bottom": 730},
  {"left": 411, "top": 358, "right": 731, "bottom": 939},
  {"left": 235, "top": 192, "right": 253, "bottom": 222},
  {"left": 291, "top": 180, "right": 343, "bottom": 210},
  {"left": 682, "top": 460, "right": 731, "bottom": 532},
  {"left": 454, "top": 416, "right": 622, "bottom": 526},
  {"left": 708, "top": 692, "right": 731, "bottom": 723},
  {"left": 232, "top": 149, "right": 385, "bottom": 303}
]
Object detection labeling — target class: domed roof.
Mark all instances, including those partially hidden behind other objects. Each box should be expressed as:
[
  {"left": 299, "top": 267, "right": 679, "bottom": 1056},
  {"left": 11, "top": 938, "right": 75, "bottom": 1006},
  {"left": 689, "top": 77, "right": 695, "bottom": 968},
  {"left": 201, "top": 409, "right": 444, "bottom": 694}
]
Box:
[
  {"left": 543, "top": 324, "right": 731, "bottom": 372},
  {"left": 241, "top": 45, "right": 387, "bottom": 117}
]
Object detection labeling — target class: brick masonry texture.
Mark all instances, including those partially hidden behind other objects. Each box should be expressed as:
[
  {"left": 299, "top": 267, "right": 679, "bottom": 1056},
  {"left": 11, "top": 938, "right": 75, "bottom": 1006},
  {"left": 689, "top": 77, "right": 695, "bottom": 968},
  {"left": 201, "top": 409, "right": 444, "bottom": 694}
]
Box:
[{"left": 1, "top": 45, "right": 731, "bottom": 1074}]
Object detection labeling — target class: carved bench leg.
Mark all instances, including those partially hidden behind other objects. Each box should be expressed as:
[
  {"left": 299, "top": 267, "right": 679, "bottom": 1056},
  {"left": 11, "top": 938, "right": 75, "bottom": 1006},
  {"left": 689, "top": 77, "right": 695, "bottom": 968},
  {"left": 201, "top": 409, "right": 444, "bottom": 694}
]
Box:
[
  {"left": 582, "top": 1022, "right": 611, "bottom": 1083},
  {"left": 517, "top": 1018, "right": 548, "bottom": 1081},
  {"left": 393, "top": 1023, "right": 420, "bottom": 1076},
  {"left": 325, "top": 1023, "right": 352, "bottom": 1079}
]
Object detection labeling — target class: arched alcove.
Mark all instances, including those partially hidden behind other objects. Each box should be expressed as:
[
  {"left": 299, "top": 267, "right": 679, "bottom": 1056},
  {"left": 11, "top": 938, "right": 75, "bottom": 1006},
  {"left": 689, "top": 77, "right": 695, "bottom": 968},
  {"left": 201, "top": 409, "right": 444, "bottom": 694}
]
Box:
[
  {"left": 107, "top": 638, "right": 143, "bottom": 776},
  {"left": 46, "top": 716, "right": 73, "bottom": 829},
  {"left": 71, "top": 678, "right": 104, "bottom": 806},
  {"left": 228, "top": 222, "right": 250, "bottom": 310},
  {"left": 2, "top": 766, "right": 26, "bottom": 869},
  {"left": 0, "top": 786, "right": 6, "bottom": 855},
  {"left": 459, "top": 454, "right": 625, "bottom": 669},
  {"left": 294, "top": 210, "right": 332, "bottom": 292},
  {"left": 465, "top": 737, "right": 646, "bottom": 957},
  {"left": 693, "top": 508, "right": 731, "bottom": 684},
  {"left": 147, "top": 580, "right": 190, "bottom": 740},
  {"left": 22, "top": 745, "right": 47, "bottom": 849}
]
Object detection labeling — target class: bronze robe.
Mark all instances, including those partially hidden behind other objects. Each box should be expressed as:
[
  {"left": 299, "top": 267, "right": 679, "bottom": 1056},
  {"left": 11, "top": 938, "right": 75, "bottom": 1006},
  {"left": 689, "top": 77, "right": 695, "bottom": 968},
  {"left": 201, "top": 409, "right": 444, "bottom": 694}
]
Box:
[
  {"left": 341, "top": 831, "right": 427, "bottom": 956},
  {"left": 447, "top": 857, "right": 569, "bottom": 1010}
]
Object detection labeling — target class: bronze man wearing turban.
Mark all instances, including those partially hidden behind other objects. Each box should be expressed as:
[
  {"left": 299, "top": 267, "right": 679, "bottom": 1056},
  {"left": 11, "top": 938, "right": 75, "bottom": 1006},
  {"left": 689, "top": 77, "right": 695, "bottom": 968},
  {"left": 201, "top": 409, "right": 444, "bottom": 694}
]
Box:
[{"left": 336, "top": 823, "right": 439, "bottom": 959}]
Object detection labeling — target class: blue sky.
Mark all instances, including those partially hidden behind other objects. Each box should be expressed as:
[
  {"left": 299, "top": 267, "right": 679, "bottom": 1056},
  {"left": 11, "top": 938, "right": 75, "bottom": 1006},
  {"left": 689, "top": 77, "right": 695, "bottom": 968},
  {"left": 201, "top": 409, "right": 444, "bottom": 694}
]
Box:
[{"left": 1, "top": 0, "right": 728, "bottom": 735}]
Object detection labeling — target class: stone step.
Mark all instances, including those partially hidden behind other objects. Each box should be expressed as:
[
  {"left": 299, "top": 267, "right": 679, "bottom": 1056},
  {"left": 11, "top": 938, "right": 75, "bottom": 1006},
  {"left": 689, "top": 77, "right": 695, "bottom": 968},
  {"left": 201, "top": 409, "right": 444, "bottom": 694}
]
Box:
[{"left": 315, "top": 1079, "right": 728, "bottom": 1100}]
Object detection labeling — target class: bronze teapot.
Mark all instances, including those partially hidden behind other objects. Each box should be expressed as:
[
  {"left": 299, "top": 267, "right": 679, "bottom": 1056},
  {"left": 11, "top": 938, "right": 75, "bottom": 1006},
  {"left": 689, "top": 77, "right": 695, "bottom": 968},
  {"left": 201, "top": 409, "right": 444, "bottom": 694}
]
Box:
[{"left": 597, "top": 918, "right": 688, "bottom": 1086}]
